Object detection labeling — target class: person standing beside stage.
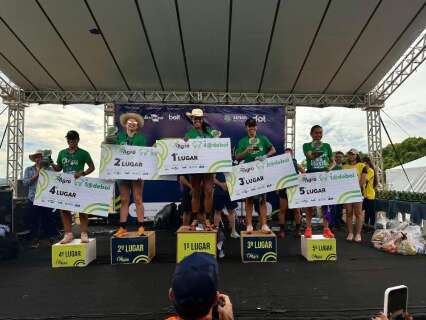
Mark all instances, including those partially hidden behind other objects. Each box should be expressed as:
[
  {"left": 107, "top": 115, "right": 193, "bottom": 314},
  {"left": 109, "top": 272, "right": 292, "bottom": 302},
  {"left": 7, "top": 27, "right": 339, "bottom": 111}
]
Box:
[
  {"left": 23, "top": 150, "right": 58, "bottom": 248},
  {"left": 235, "top": 117, "right": 276, "bottom": 234},
  {"left": 113, "top": 112, "right": 147, "bottom": 237},
  {"left": 277, "top": 147, "right": 305, "bottom": 238},
  {"left": 184, "top": 108, "right": 216, "bottom": 229},
  {"left": 302, "top": 125, "right": 335, "bottom": 238},
  {"left": 52, "top": 130, "right": 94, "bottom": 244},
  {"left": 342, "top": 149, "right": 367, "bottom": 242},
  {"left": 330, "top": 151, "right": 344, "bottom": 230},
  {"left": 362, "top": 156, "right": 378, "bottom": 229}
]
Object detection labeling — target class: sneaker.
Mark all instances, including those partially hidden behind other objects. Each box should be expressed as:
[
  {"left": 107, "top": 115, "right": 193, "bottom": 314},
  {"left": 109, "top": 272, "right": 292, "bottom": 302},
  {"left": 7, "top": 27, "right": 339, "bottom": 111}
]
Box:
[
  {"left": 114, "top": 227, "right": 128, "bottom": 237},
  {"left": 31, "top": 239, "right": 40, "bottom": 249},
  {"left": 246, "top": 224, "right": 253, "bottom": 233},
  {"left": 304, "top": 227, "right": 312, "bottom": 238},
  {"left": 230, "top": 230, "right": 240, "bottom": 239},
  {"left": 354, "top": 234, "right": 362, "bottom": 243},
  {"left": 137, "top": 226, "right": 145, "bottom": 236},
  {"left": 293, "top": 229, "right": 301, "bottom": 238},
  {"left": 323, "top": 227, "right": 334, "bottom": 238},
  {"left": 261, "top": 224, "right": 272, "bottom": 234},
  {"left": 278, "top": 230, "right": 285, "bottom": 238},
  {"left": 60, "top": 233, "right": 74, "bottom": 244},
  {"left": 218, "top": 249, "right": 225, "bottom": 259},
  {"left": 80, "top": 232, "right": 89, "bottom": 243}
]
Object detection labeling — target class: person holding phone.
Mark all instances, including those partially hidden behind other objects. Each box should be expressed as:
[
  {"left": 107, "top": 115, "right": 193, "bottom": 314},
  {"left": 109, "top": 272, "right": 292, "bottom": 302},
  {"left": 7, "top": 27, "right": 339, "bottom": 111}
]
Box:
[
  {"left": 302, "top": 125, "right": 335, "bottom": 239},
  {"left": 166, "top": 252, "right": 234, "bottom": 320},
  {"left": 113, "top": 112, "right": 147, "bottom": 237},
  {"left": 235, "top": 118, "right": 276, "bottom": 233},
  {"left": 52, "top": 130, "right": 95, "bottom": 244}
]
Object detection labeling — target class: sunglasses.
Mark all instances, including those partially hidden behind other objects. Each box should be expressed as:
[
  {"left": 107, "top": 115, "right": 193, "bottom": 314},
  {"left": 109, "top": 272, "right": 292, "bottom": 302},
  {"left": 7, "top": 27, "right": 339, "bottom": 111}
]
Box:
[
  {"left": 126, "top": 120, "right": 139, "bottom": 125},
  {"left": 192, "top": 117, "right": 203, "bottom": 121}
]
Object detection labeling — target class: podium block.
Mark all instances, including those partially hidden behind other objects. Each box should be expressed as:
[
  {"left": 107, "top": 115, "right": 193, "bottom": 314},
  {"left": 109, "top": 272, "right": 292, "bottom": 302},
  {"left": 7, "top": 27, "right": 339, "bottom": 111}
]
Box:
[
  {"left": 176, "top": 227, "right": 216, "bottom": 263},
  {"left": 301, "top": 235, "right": 337, "bottom": 261},
  {"left": 52, "top": 238, "right": 96, "bottom": 268},
  {"left": 111, "top": 231, "right": 156, "bottom": 264},
  {"left": 240, "top": 231, "right": 277, "bottom": 263}
]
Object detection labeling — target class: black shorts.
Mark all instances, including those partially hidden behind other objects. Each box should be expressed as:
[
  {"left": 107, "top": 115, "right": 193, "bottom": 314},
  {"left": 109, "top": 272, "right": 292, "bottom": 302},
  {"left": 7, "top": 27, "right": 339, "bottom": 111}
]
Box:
[
  {"left": 213, "top": 192, "right": 238, "bottom": 211},
  {"left": 277, "top": 189, "right": 287, "bottom": 199}
]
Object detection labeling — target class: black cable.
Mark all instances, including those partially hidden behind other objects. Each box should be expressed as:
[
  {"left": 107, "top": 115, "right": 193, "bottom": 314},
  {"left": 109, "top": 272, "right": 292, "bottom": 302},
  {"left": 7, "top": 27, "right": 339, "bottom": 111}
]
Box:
[
  {"left": 380, "top": 115, "right": 415, "bottom": 192},
  {"left": 381, "top": 109, "right": 411, "bottom": 137}
]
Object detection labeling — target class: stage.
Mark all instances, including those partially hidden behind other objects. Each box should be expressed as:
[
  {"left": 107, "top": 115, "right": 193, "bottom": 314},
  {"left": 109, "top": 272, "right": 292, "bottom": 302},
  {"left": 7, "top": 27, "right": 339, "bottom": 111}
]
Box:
[{"left": 0, "top": 227, "right": 425, "bottom": 320}]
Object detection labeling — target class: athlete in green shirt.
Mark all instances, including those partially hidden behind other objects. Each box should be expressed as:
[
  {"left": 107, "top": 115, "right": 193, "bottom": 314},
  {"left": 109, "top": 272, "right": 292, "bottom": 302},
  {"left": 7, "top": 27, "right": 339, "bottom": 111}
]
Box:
[
  {"left": 302, "top": 125, "right": 335, "bottom": 239},
  {"left": 52, "top": 130, "right": 95, "bottom": 244},
  {"left": 114, "top": 112, "right": 147, "bottom": 237},
  {"left": 235, "top": 118, "right": 276, "bottom": 234},
  {"left": 183, "top": 108, "right": 216, "bottom": 230}
]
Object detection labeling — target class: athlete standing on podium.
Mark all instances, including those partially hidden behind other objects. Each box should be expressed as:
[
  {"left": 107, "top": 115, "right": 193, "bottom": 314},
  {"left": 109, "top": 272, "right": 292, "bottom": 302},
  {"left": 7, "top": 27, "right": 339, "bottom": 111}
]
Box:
[
  {"left": 235, "top": 118, "right": 276, "bottom": 234},
  {"left": 113, "top": 112, "right": 147, "bottom": 237},
  {"left": 184, "top": 108, "right": 217, "bottom": 230},
  {"left": 302, "top": 125, "right": 335, "bottom": 239}
]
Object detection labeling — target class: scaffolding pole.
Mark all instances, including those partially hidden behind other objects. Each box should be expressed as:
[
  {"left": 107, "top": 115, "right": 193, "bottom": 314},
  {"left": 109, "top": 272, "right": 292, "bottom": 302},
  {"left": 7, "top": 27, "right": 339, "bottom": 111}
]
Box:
[
  {"left": 104, "top": 103, "right": 115, "bottom": 138},
  {"left": 6, "top": 103, "right": 25, "bottom": 190},
  {"left": 366, "top": 105, "right": 384, "bottom": 187},
  {"left": 285, "top": 105, "right": 296, "bottom": 152}
]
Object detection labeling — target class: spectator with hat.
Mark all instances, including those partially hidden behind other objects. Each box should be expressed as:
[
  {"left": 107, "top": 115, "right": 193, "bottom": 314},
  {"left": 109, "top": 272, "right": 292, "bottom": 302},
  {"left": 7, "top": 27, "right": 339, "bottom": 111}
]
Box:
[
  {"left": 113, "top": 112, "right": 147, "bottom": 237},
  {"left": 166, "top": 252, "right": 234, "bottom": 320},
  {"left": 52, "top": 130, "right": 95, "bottom": 244}
]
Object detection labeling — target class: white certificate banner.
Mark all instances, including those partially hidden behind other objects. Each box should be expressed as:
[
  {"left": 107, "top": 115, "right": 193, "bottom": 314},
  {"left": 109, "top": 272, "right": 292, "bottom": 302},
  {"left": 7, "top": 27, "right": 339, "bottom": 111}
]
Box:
[
  {"left": 287, "top": 169, "right": 363, "bottom": 208},
  {"left": 225, "top": 154, "right": 299, "bottom": 201},
  {"left": 156, "top": 138, "right": 232, "bottom": 175},
  {"left": 99, "top": 144, "right": 161, "bottom": 180},
  {"left": 34, "top": 170, "right": 114, "bottom": 217}
]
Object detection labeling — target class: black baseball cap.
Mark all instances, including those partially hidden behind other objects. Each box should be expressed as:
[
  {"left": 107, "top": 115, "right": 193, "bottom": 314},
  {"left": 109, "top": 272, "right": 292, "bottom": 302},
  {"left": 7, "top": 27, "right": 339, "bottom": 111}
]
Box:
[
  {"left": 245, "top": 118, "right": 257, "bottom": 127},
  {"left": 65, "top": 130, "right": 79, "bottom": 140},
  {"left": 172, "top": 253, "right": 218, "bottom": 319}
]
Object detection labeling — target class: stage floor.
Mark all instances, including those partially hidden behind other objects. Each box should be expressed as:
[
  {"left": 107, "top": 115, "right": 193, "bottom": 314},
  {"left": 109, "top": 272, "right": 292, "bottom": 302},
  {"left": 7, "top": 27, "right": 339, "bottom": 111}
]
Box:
[{"left": 0, "top": 227, "right": 425, "bottom": 320}]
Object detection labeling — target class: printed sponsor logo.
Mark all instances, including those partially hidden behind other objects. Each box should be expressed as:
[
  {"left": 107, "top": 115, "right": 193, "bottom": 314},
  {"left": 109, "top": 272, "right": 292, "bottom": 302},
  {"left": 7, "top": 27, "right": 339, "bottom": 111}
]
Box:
[
  {"left": 144, "top": 114, "right": 164, "bottom": 122},
  {"left": 168, "top": 114, "right": 181, "bottom": 121},
  {"left": 253, "top": 114, "right": 266, "bottom": 123}
]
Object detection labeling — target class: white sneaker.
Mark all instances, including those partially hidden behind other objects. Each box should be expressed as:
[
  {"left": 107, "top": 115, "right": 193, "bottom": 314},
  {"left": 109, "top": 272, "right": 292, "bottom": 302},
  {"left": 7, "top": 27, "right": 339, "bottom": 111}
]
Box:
[
  {"left": 59, "top": 233, "right": 74, "bottom": 244},
  {"left": 230, "top": 230, "right": 240, "bottom": 238},
  {"left": 246, "top": 225, "right": 253, "bottom": 233},
  {"left": 261, "top": 224, "right": 272, "bottom": 234},
  {"left": 218, "top": 249, "right": 225, "bottom": 258},
  {"left": 80, "top": 232, "right": 89, "bottom": 243}
]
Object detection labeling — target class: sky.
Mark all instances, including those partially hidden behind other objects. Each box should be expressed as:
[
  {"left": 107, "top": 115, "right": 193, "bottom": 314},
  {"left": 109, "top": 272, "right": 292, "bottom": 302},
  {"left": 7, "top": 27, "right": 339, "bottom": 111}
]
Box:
[{"left": 0, "top": 61, "right": 425, "bottom": 179}]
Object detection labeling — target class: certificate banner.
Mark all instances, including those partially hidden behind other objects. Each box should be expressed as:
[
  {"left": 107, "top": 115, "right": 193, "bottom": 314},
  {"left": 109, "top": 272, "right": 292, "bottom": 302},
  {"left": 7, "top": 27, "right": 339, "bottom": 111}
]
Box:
[
  {"left": 225, "top": 154, "right": 299, "bottom": 201},
  {"left": 156, "top": 138, "right": 232, "bottom": 175},
  {"left": 34, "top": 170, "right": 114, "bottom": 217},
  {"left": 287, "top": 169, "right": 363, "bottom": 208}
]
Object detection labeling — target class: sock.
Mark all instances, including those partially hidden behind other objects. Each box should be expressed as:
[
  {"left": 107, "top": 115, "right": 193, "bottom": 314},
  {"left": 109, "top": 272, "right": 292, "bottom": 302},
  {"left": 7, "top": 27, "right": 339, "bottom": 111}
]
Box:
[
  {"left": 295, "top": 224, "right": 301, "bottom": 230},
  {"left": 120, "top": 222, "right": 126, "bottom": 229}
]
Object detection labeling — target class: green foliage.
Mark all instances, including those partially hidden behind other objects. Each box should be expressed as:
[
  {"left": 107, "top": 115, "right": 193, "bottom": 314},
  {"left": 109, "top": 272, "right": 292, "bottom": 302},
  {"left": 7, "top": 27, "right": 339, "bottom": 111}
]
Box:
[
  {"left": 376, "top": 190, "right": 426, "bottom": 203},
  {"left": 383, "top": 137, "right": 426, "bottom": 170}
]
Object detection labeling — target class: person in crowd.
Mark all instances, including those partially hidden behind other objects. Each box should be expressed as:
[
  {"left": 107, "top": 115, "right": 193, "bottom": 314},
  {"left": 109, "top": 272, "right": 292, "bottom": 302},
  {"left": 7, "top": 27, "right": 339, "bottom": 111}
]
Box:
[
  {"left": 23, "top": 150, "right": 58, "bottom": 248},
  {"left": 235, "top": 118, "right": 276, "bottom": 233},
  {"left": 362, "top": 156, "right": 378, "bottom": 229},
  {"left": 113, "top": 112, "right": 147, "bottom": 237},
  {"left": 330, "top": 151, "right": 344, "bottom": 229},
  {"left": 302, "top": 125, "right": 335, "bottom": 238},
  {"left": 184, "top": 108, "right": 216, "bottom": 230},
  {"left": 277, "top": 147, "right": 305, "bottom": 238},
  {"left": 342, "top": 149, "right": 367, "bottom": 242},
  {"left": 166, "top": 252, "right": 234, "bottom": 320},
  {"left": 52, "top": 130, "right": 95, "bottom": 244},
  {"left": 179, "top": 174, "right": 193, "bottom": 227},
  {"left": 213, "top": 173, "right": 240, "bottom": 238}
]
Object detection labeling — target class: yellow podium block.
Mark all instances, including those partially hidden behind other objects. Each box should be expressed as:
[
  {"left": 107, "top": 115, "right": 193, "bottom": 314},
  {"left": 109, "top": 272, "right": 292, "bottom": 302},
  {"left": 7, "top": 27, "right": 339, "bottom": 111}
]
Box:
[
  {"left": 110, "top": 231, "right": 156, "bottom": 264},
  {"left": 52, "top": 238, "right": 96, "bottom": 268},
  {"left": 240, "top": 231, "right": 277, "bottom": 263},
  {"left": 301, "top": 235, "right": 337, "bottom": 261},
  {"left": 176, "top": 227, "right": 217, "bottom": 263}
]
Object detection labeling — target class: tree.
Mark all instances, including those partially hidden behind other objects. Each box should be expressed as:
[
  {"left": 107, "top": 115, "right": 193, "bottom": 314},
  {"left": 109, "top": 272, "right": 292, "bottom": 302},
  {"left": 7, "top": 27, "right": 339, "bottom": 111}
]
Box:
[{"left": 382, "top": 137, "right": 426, "bottom": 169}]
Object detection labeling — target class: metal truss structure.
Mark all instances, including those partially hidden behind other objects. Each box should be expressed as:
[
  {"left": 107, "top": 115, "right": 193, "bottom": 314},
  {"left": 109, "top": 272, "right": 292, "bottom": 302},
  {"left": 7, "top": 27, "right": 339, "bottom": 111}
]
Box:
[
  {"left": 6, "top": 103, "right": 25, "bottom": 190},
  {"left": 285, "top": 105, "right": 296, "bottom": 152},
  {"left": 371, "top": 31, "right": 426, "bottom": 105},
  {"left": 366, "top": 106, "right": 385, "bottom": 186},
  {"left": 0, "top": 75, "right": 21, "bottom": 101},
  {"left": 103, "top": 103, "right": 115, "bottom": 139},
  {"left": 21, "top": 91, "right": 367, "bottom": 108}
]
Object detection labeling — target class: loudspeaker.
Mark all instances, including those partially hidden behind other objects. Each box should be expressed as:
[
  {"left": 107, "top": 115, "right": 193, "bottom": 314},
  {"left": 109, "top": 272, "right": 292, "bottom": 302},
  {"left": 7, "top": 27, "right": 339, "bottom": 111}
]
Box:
[{"left": 0, "top": 188, "right": 12, "bottom": 226}]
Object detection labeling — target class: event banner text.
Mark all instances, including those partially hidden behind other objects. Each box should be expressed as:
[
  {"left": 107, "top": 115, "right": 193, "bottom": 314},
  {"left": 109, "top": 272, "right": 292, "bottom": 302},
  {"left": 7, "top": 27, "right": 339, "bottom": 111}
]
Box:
[
  {"left": 287, "top": 169, "right": 363, "bottom": 208},
  {"left": 34, "top": 170, "right": 114, "bottom": 217},
  {"left": 225, "top": 154, "right": 298, "bottom": 201}
]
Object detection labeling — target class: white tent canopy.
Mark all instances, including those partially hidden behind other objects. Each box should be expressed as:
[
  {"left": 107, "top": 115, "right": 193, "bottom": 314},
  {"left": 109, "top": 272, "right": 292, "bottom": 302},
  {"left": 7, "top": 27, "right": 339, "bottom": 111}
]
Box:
[{"left": 386, "top": 156, "right": 426, "bottom": 192}]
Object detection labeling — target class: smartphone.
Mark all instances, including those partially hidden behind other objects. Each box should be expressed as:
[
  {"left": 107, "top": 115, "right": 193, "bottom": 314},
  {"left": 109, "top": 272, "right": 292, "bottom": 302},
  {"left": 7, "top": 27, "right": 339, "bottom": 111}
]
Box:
[{"left": 384, "top": 285, "right": 408, "bottom": 320}]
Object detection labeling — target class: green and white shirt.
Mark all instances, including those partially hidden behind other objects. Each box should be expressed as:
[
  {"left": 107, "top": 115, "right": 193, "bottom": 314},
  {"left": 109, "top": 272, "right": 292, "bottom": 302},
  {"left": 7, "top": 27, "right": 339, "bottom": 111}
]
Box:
[
  {"left": 117, "top": 132, "right": 146, "bottom": 146},
  {"left": 302, "top": 141, "right": 333, "bottom": 173},
  {"left": 236, "top": 134, "right": 272, "bottom": 163},
  {"left": 56, "top": 148, "right": 93, "bottom": 173}
]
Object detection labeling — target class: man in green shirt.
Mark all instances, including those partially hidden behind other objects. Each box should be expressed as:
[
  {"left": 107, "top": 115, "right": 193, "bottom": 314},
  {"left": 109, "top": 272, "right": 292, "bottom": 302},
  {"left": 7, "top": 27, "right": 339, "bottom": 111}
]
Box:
[
  {"left": 52, "top": 130, "right": 95, "bottom": 244},
  {"left": 235, "top": 118, "right": 276, "bottom": 234},
  {"left": 302, "top": 125, "right": 335, "bottom": 239}
]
